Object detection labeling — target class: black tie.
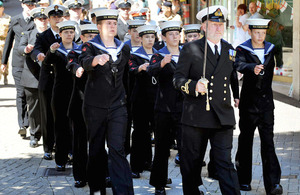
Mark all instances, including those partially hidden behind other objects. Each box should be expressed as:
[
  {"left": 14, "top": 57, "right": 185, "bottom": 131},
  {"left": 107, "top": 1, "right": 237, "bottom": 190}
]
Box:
[
  {"left": 215, "top": 45, "right": 220, "bottom": 62},
  {"left": 55, "top": 34, "right": 60, "bottom": 40}
]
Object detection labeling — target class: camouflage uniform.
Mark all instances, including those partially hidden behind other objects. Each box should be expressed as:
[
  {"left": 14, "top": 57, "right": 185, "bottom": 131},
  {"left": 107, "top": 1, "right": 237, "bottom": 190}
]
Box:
[{"left": 0, "top": 13, "right": 10, "bottom": 84}]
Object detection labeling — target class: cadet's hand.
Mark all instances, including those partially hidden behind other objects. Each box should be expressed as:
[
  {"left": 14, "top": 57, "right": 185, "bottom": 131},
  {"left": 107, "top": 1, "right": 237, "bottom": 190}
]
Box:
[
  {"left": 196, "top": 80, "right": 207, "bottom": 94},
  {"left": 254, "top": 64, "right": 264, "bottom": 75},
  {"left": 138, "top": 63, "right": 149, "bottom": 72},
  {"left": 234, "top": 99, "right": 239, "bottom": 107},
  {"left": 76, "top": 67, "right": 84, "bottom": 78},
  {"left": 1, "top": 64, "right": 7, "bottom": 72},
  {"left": 24, "top": 44, "right": 34, "bottom": 53},
  {"left": 37, "top": 53, "right": 45, "bottom": 62},
  {"left": 93, "top": 54, "right": 110, "bottom": 67},
  {"left": 50, "top": 42, "right": 60, "bottom": 51},
  {"left": 160, "top": 54, "right": 172, "bottom": 68}
]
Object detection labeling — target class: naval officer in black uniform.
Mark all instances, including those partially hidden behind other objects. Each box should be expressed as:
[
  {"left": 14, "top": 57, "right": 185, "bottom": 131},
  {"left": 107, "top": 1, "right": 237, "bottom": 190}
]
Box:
[
  {"left": 79, "top": 9, "right": 133, "bottom": 195},
  {"left": 31, "top": 4, "right": 66, "bottom": 160},
  {"left": 1, "top": 0, "right": 37, "bottom": 138},
  {"left": 234, "top": 18, "right": 283, "bottom": 195},
  {"left": 173, "top": 6, "right": 240, "bottom": 195},
  {"left": 18, "top": 7, "right": 48, "bottom": 148}
]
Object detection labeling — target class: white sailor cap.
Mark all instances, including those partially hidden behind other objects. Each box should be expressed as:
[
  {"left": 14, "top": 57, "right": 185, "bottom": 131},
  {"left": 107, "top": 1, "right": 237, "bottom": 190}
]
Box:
[
  {"left": 94, "top": 9, "right": 119, "bottom": 21},
  {"left": 183, "top": 24, "right": 201, "bottom": 34},
  {"left": 63, "top": 0, "right": 84, "bottom": 9},
  {"left": 246, "top": 19, "right": 270, "bottom": 29},
  {"left": 56, "top": 20, "right": 77, "bottom": 32},
  {"left": 89, "top": 7, "right": 106, "bottom": 18},
  {"left": 45, "top": 4, "right": 67, "bottom": 17},
  {"left": 137, "top": 24, "right": 156, "bottom": 36},
  {"left": 129, "top": 8, "right": 148, "bottom": 20},
  {"left": 30, "top": 7, "right": 48, "bottom": 19},
  {"left": 20, "top": 0, "right": 38, "bottom": 5},
  {"left": 115, "top": 0, "right": 134, "bottom": 8},
  {"left": 159, "top": 20, "right": 182, "bottom": 35},
  {"left": 79, "top": 24, "right": 99, "bottom": 34},
  {"left": 126, "top": 20, "right": 145, "bottom": 29},
  {"left": 37, "top": 0, "right": 49, "bottom": 5},
  {"left": 196, "top": 5, "right": 228, "bottom": 23}
]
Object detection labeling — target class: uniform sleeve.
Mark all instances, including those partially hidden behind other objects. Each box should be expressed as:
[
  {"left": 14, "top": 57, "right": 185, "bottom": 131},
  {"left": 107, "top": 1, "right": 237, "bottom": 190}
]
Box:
[
  {"left": 234, "top": 46, "right": 257, "bottom": 74},
  {"left": 44, "top": 49, "right": 57, "bottom": 65},
  {"left": 79, "top": 42, "right": 97, "bottom": 71},
  {"left": 147, "top": 53, "right": 163, "bottom": 77},
  {"left": 128, "top": 54, "right": 141, "bottom": 75},
  {"left": 31, "top": 34, "right": 44, "bottom": 62},
  {"left": 173, "top": 44, "right": 198, "bottom": 97},
  {"left": 1, "top": 17, "right": 16, "bottom": 64},
  {"left": 230, "top": 64, "right": 239, "bottom": 100},
  {"left": 18, "top": 32, "right": 28, "bottom": 56},
  {"left": 67, "top": 50, "right": 81, "bottom": 75}
]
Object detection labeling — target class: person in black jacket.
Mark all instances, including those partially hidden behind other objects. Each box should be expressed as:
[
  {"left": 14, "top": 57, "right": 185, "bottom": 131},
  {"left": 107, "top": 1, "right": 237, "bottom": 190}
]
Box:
[
  {"left": 234, "top": 18, "right": 283, "bottom": 195},
  {"left": 44, "top": 20, "right": 79, "bottom": 171},
  {"left": 147, "top": 20, "right": 183, "bottom": 195},
  {"left": 66, "top": 23, "right": 99, "bottom": 188},
  {"left": 18, "top": 7, "right": 48, "bottom": 148},
  {"left": 0, "top": 0, "right": 36, "bottom": 138},
  {"left": 79, "top": 9, "right": 133, "bottom": 195},
  {"left": 31, "top": 4, "right": 66, "bottom": 160},
  {"left": 128, "top": 25, "right": 158, "bottom": 179},
  {"left": 173, "top": 6, "right": 240, "bottom": 195}
]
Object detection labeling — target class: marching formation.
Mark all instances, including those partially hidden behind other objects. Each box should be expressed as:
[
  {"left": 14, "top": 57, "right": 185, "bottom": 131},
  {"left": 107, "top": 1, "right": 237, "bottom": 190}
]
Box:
[{"left": 0, "top": 0, "right": 284, "bottom": 195}]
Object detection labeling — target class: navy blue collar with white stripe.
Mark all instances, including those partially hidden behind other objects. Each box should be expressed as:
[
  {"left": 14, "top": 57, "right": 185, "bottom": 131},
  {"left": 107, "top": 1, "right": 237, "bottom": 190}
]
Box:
[
  {"left": 88, "top": 34, "right": 125, "bottom": 55},
  {"left": 57, "top": 42, "right": 79, "bottom": 56},
  {"left": 133, "top": 46, "right": 158, "bottom": 61},
  {"left": 158, "top": 46, "right": 182, "bottom": 62},
  {"left": 239, "top": 39, "right": 274, "bottom": 56}
]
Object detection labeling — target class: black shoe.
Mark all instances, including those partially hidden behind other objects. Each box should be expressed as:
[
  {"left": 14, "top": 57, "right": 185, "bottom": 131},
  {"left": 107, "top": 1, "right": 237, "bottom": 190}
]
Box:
[
  {"left": 166, "top": 178, "right": 172, "bottom": 184},
  {"left": 105, "top": 177, "right": 112, "bottom": 188},
  {"left": 155, "top": 187, "right": 166, "bottom": 195},
  {"left": 240, "top": 184, "right": 252, "bottom": 191},
  {"left": 55, "top": 164, "right": 65, "bottom": 171},
  {"left": 202, "top": 161, "right": 206, "bottom": 167},
  {"left": 43, "top": 152, "right": 53, "bottom": 160},
  {"left": 270, "top": 184, "right": 283, "bottom": 194},
  {"left": 74, "top": 180, "right": 86, "bottom": 188},
  {"left": 132, "top": 172, "right": 140, "bottom": 178},
  {"left": 18, "top": 127, "right": 26, "bottom": 138},
  {"left": 30, "top": 138, "right": 38, "bottom": 148},
  {"left": 175, "top": 153, "right": 180, "bottom": 165}
]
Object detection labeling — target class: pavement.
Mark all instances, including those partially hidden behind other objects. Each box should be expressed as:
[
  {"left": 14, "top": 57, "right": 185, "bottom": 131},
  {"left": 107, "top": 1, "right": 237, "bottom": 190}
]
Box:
[{"left": 1, "top": 1, "right": 300, "bottom": 194}]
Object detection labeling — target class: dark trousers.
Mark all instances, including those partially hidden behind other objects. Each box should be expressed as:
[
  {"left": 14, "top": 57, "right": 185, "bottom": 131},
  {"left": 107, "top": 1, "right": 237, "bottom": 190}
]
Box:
[
  {"left": 24, "top": 87, "right": 41, "bottom": 140},
  {"left": 39, "top": 83, "right": 55, "bottom": 153},
  {"left": 235, "top": 110, "right": 281, "bottom": 194},
  {"left": 71, "top": 99, "right": 87, "bottom": 182},
  {"left": 130, "top": 100, "right": 153, "bottom": 173},
  {"left": 150, "top": 111, "right": 182, "bottom": 188},
  {"left": 180, "top": 125, "right": 240, "bottom": 195},
  {"left": 84, "top": 104, "right": 134, "bottom": 195},
  {"left": 12, "top": 67, "right": 28, "bottom": 129},
  {"left": 52, "top": 87, "right": 72, "bottom": 166}
]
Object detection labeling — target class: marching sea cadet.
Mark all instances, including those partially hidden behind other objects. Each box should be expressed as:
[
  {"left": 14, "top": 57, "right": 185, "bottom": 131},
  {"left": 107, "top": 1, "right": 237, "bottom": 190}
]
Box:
[
  {"left": 147, "top": 20, "right": 183, "bottom": 195},
  {"left": 79, "top": 9, "right": 134, "bottom": 195},
  {"left": 124, "top": 19, "right": 145, "bottom": 52},
  {"left": 128, "top": 24, "right": 158, "bottom": 179},
  {"left": 183, "top": 24, "right": 202, "bottom": 43},
  {"left": 173, "top": 5, "right": 240, "bottom": 195},
  {"left": 44, "top": 20, "right": 78, "bottom": 171},
  {"left": 235, "top": 18, "right": 283, "bottom": 195},
  {"left": 66, "top": 23, "right": 99, "bottom": 188},
  {"left": 0, "top": 1, "right": 10, "bottom": 85},
  {"left": 31, "top": 4, "right": 67, "bottom": 160}
]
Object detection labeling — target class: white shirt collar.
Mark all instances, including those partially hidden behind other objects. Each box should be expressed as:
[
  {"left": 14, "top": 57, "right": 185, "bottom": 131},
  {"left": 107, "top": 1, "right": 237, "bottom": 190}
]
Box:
[
  {"left": 50, "top": 27, "right": 59, "bottom": 38},
  {"left": 207, "top": 39, "right": 221, "bottom": 55},
  {"left": 22, "top": 12, "right": 30, "bottom": 21}
]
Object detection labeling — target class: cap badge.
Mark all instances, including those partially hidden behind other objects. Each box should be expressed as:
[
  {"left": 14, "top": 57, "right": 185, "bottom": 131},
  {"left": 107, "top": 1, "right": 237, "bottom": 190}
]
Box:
[
  {"left": 214, "top": 8, "right": 223, "bottom": 17},
  {"left": 54, "top": 5, "right": 59, "bottom": 11}
]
